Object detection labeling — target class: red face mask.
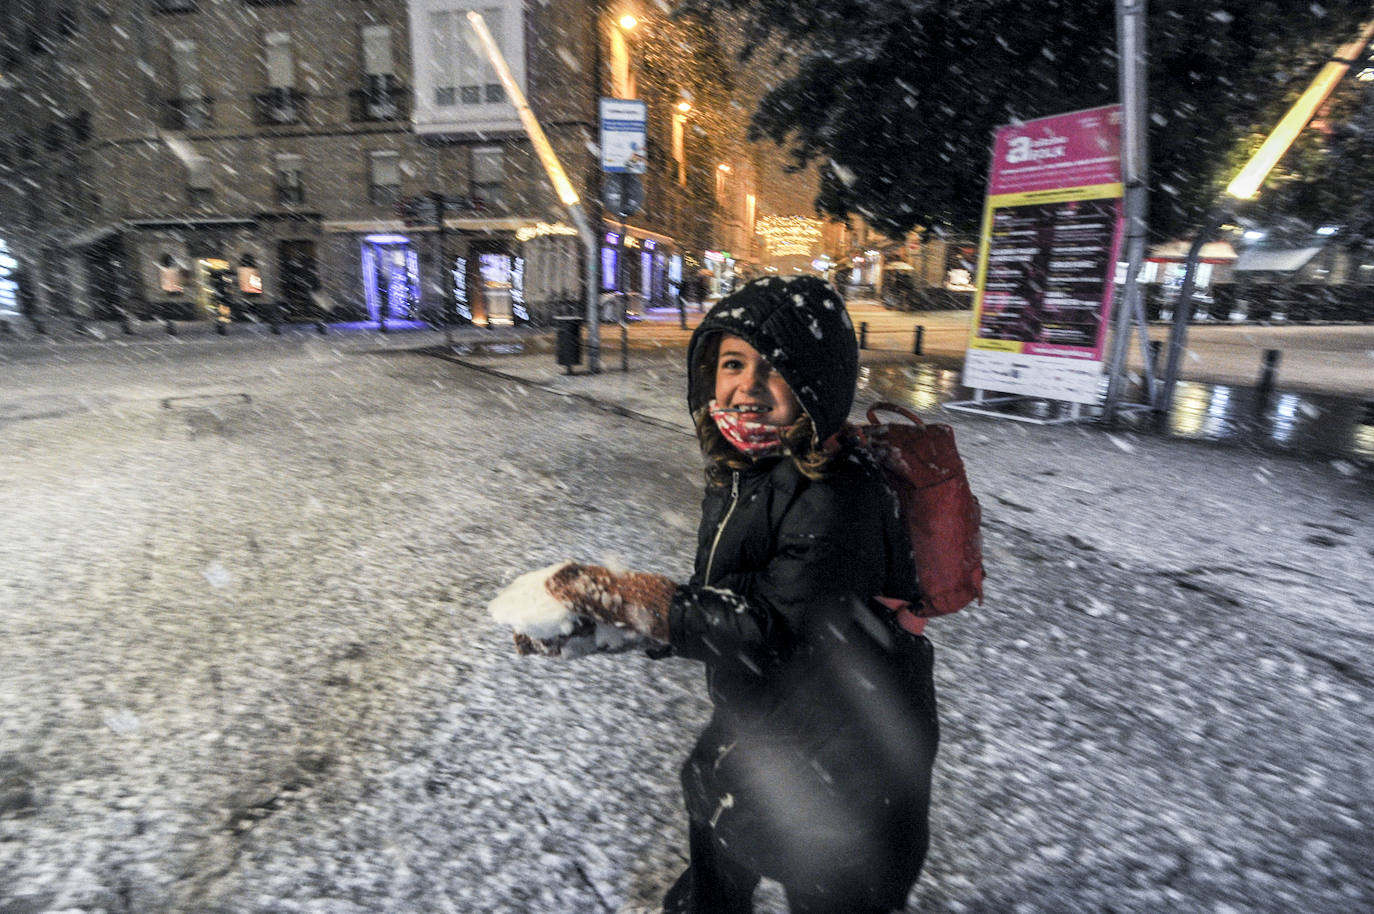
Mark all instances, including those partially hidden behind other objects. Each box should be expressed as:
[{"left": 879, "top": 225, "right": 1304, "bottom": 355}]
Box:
[{"left": 709, "top": 400, "right": 786, "bottom": 457}]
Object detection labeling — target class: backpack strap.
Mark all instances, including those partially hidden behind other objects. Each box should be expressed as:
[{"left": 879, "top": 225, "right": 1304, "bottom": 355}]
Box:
[
  {"left": 874, "top": 596, "right": 928, "bottom": 636},
  {"left": 866, "top": 402, "right": 926, "bottom": 427}
]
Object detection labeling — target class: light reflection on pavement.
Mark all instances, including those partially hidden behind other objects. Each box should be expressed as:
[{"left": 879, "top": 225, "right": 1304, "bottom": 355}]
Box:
[{"left": 861, "top": 362, "right": 1374, "bottom": 463}]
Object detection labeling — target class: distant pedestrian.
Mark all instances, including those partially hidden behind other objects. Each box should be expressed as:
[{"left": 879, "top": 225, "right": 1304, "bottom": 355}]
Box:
[{"left": 491, "top": 276, "right": 939, "bottom": 914}]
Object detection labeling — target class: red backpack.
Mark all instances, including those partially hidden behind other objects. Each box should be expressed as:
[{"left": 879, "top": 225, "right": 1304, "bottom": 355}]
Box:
[{"left": 854, "top": 403, "right": 984, "bottom": 635}]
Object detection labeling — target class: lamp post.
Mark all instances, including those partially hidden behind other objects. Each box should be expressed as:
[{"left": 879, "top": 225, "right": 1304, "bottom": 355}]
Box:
[
  {"left": 673, "top": 101, "right": 691, "bottom": 187},
  {"left": 466, "top": 10, "right": 601, "bottom": 371},
  {"left": 1155, "top": 18, "right": 1374, "bottom": 417}
]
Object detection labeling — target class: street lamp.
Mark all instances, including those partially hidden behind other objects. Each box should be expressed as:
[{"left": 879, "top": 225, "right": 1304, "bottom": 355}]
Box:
[
  {"left": 610, "top": 10, "right": 639, "bottom": 99},
  {"left": 1156, "top": 18, "right": 1374, "bottom": 416},
  {"left": 673, "top": 101, "right": 691, "bottom": 185}
]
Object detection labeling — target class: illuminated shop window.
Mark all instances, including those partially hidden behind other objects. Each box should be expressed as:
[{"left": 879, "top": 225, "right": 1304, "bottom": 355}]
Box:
[
  {"left": 158, "top": 252, "right": 187, "bottom": 293},
  {"left": 238, "top": 253, "right": 263, "bottom": 294}
]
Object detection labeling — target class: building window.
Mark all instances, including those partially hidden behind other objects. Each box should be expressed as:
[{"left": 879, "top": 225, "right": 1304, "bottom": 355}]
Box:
[
  {"left": 275, "top": 154, "right": 304, "bottom": 204},
  {"left": 265, "top": 31, "right": 294, "bottom": 89},
  {"left": 238, "top": 254, "right": 264, "bottom": 295},
  {"left": 349, "top": 25, "right": 406, "bottom": 121},
  {"left": 169, "top": 39, "right": 212, "bottom": 129},
  {"left": 173, "top": 40, "right": 201, "bottom": 99},
  {"left": 362, "top": 25, "right": 394, "bottom": 79},
  {"left": 252, "top": 32, "right": 306, "bottom": 124},
  {"left": 159, "top": 253, "right": 187, "bottom": 293},
  {"left": 414, "top": 1, "right": 516, "bottom": 127},
  {"left": 470, "top": 146, "right": 503, "bottom": 209},
  {"left": 368, "top": 151, "right": 401, "bottom": 206},
  {"left": 187, "top": 155, "right": 214, "bottom": 206}
]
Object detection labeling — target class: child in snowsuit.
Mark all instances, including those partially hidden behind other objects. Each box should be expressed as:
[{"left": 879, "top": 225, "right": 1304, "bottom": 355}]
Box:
[{"left": 500, "top": 276, "right": 939, "bottom": 913}]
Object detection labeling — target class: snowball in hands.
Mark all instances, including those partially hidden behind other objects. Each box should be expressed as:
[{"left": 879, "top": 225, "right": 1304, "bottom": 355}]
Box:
[
  {"left": 488, "top": 562, "right": 580, "bottom": 641},
  {"left": 488, "top": 562, "right": 652, "bottom": 657}
]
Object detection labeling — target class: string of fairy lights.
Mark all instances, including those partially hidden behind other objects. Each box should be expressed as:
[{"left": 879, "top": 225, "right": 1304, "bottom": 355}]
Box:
[{"left": 755, "top": 215, "right": 823, "bottom": 257}]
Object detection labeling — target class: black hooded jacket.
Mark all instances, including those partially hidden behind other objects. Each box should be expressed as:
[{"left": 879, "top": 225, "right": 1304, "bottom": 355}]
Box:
[{"left": 666, "top": 277, "right": 938, "bottom": 902}]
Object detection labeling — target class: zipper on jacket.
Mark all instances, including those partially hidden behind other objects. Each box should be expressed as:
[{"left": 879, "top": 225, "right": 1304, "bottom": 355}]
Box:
[{"left": 704, "top": 471, "right": 741, "bottom": 584}]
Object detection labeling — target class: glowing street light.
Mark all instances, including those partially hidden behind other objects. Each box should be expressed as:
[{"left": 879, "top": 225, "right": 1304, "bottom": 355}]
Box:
[
  {"left": 466, "top": 10, "right": 603, "bottom": 369},
  {"left": 1226, "top": 20, "right": 1374, "bottom": 200},
  {"left": 618, "top": 14, "right": 639, "bottom": 30},
  {"left": 1158, "top": 19, "right": 1374, "bottom": 416}
]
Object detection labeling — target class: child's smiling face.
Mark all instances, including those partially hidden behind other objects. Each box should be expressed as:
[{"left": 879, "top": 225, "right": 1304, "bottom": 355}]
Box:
[{"left": 714, "top": 334, "right": 801, "bottom": 427}]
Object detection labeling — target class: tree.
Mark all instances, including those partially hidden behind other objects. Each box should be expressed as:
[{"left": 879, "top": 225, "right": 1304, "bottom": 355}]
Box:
[{"left": 677, "top": 0, "right": 1370, "bottom": 240}]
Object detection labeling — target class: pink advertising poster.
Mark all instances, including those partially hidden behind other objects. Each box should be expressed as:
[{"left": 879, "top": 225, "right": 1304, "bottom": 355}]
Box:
[{"left": 964, "top": 105, "right": 1126, "bottom": 404}]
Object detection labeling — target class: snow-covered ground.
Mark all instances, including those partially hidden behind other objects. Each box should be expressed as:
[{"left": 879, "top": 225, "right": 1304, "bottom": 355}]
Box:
[{"left": 1, "top": 338, "right": 1370, "bottom": 913}]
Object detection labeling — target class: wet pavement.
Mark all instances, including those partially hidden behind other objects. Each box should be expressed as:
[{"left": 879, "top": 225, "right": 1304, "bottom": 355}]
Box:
[
  {"left": 5, "top": 307, "right": 1372, "bottom": 465},
  {"left": 859, "top": 361, "right": 1374, "bottom": 466}
]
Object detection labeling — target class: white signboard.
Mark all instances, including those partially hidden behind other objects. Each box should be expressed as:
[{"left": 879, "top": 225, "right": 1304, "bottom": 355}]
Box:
[
  {"left": 599, "top": 98, "right": 647, "bottom": 174},
  {"left": 964, "top": 105, "right": 1125, "bottom": 404}
]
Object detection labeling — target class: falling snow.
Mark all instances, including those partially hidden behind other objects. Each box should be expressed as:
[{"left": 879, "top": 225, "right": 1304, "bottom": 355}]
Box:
[{"left": 0, "top": 335, "right": 1367, "bottom": 913}]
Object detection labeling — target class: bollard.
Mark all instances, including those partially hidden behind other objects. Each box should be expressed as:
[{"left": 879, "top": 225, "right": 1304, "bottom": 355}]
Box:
[
  {"left": 1258, "top": 348, "right": 1281, "bottom": 393},
  {"left": 913, "top": 325, "right": 925, "bottom": 355},
  {"left": 859, "top": 321, "right": 869, "bottom": 350},
  {"left": 1147, "top": 339, "right": 1163, "bottom": 373},
  {"left": 216, "top": 320, "right": 227, "bottom": 335},
  {"left": 621, "top": 322, "right": 629, "bottom": 372}
]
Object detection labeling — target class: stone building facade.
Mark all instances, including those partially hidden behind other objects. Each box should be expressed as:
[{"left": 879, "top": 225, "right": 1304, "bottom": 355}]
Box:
[{"left": 0, "top": 0, "right": 724, "bottom": 328}]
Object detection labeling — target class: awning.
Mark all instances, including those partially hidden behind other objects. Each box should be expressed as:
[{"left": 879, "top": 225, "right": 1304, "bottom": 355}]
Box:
[
  {"left": 1147, "top": 240, "right": 1237, "bottom": 263},
  {"left": 1233, "top": 246, "right": 1322, "bottom": 272},
  {"left": 62, "top": 223, "right": 124, "bottom": 247},
  {"left": 128, "top": 216, "right": 257, "bottom": 230},
  {"left": 601, "top": 220, "right": 675, "bottom": 247}
]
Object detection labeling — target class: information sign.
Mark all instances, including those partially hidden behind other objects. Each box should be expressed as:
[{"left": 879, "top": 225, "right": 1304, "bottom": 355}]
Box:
[
  {"left": 599, "top": 98, "right": 648, "bottom": 174},
  {"left": 963, "top": 105, "right": 1125, "bottom": 403}
]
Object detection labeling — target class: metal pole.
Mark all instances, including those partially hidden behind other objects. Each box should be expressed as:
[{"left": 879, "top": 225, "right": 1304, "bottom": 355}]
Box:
[
  {"left": 466, "top": 10, "right": 599, "bottom": 371},
  {"left": 1157, "top": 206, "right": 1230, "bottom": 416},
  {"left": 620, "top": 208, "right": 630, "bottom": 370},
  {"left": 1104, "top": 0, "right": 1149, "bottom": 422}
]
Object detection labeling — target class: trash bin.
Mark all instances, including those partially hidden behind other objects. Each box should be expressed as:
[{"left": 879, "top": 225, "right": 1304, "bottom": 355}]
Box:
[{"left": 554, "top": 315, "right": 582, "bottom": 371}]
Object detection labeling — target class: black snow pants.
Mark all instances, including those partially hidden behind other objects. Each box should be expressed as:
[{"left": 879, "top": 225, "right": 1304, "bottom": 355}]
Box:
[{"left": 662, "top": 820, "right": 897, "bottom": 914}]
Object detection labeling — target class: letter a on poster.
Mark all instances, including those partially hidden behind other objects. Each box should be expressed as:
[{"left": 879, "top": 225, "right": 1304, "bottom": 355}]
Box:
[{"left": 963, "top": 105, "right": 1126, "bottom": 404}]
